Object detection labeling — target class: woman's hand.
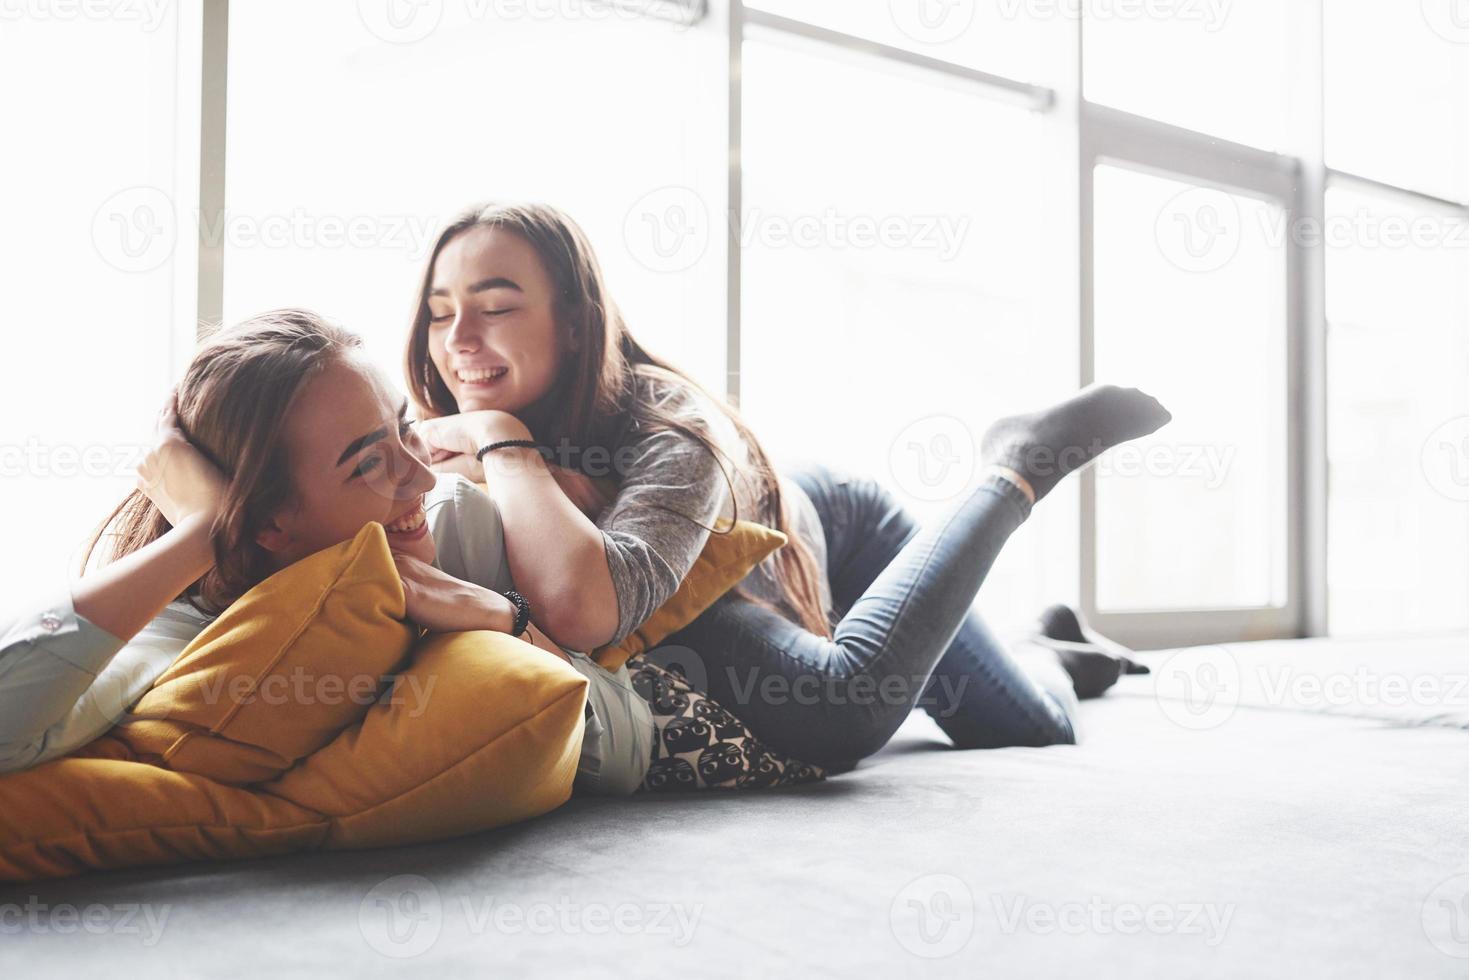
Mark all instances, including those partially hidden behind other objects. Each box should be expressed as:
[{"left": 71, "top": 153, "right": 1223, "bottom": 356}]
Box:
[
  {"left": 392, "top": 552, "right": 518, "bottom": 635},
  {"left": 135, "top": 394, "right": 228, "bottom": 528},
  {"left": 415, "top": 410, "right": 532, "bottom": 483}
]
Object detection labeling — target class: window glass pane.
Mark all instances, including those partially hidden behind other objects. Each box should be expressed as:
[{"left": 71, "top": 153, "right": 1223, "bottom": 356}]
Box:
[
  {"left": 1084, "top": 0, "right": 1297, "bottom": 150},
  {"left": 740, "top": 38, "right": 1078, "bottom": 634},
  {"left": 225, "top": 2, "right": 727, "bottom": 395},
  {"left": 1325, "top": 3, "right": 1469, "bottom": 203},
  {"left": 1092, "top": 166, "right": 1288, "bottom": 611},
  {"left": 1325, "top": 185, "right": 1469, "bottom": 635},
  {"left": 0, "top": 13, "right": 184, "bottom": 600},
  {"left": 745, "top": 0, "right": 1069, "bottom": 87}
]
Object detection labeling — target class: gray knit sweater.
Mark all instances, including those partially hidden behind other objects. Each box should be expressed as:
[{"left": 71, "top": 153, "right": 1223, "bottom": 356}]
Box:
[{"left": 594, "top": 368, "right": 831, "bottom": 648}]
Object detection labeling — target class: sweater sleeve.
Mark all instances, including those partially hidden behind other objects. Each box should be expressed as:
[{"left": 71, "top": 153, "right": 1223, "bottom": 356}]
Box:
[
  {"left": 594, "top": 381, "right": 739, "bottom": 649},
  {"left": 0, "top": 585, "right": 205, "bottom": 773}
]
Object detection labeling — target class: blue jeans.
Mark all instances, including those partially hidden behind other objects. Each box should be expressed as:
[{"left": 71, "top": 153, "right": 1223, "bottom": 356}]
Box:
[{"left": 658, "top": 461, "right": 1076, "bottom": 772}]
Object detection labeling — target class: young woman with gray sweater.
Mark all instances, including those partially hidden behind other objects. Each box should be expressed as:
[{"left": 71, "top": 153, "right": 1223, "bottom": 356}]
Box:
[{"left": 405, "top": 202, "right": 1172, "bottom": 773}]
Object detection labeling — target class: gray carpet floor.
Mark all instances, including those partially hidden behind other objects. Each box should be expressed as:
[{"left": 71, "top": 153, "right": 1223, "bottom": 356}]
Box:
[{"left": 3, "top": 633, "right": 1467, "bottom": 978}]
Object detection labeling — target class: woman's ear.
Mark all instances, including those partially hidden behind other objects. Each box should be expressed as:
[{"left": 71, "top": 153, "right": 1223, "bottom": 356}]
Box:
[
  {"left": 254, "top": 514, "right": 295, "bottom": 557},
  {"left": 560, "top": 314, "right": 582, "bottom": 353}
]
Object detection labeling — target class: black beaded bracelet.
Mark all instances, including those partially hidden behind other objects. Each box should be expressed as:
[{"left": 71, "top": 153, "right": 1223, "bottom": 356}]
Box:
[
  {"left": 475, "top": 439, "right": 541, "bottom": 462},
  {"left": 502, "top": 589, "right": 532, "bottom": 638}
]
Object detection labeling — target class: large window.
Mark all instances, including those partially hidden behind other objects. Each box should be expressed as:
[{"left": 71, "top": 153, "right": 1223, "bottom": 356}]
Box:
[
  {"left": 0, "top": 6, "right": 196, "bottom": 603},
  {"left": 1091, "top": 166, "right": 1288, "bottom": 615},
  {"left": 9, "top": 1, "right": 1469, "bottom": 645},
  {"left": 224, "top": 0, "right": 728, "bottom": 394},
  {"left": 1078, "top": 2, "right": 1308, "bottom": 645},
  {"left": 1324, "top": 3, "right": 1469, "bottom": 202},
  {"left": 739, "top": 29, "right": 1078, "bottom": 632},
  {"left": 1322, "top": 4, "right": 1469, "bottom": 636},
  {"left": 1325, "top": 185, "right": 1469, "bottom": 635},
  {"left": 744, "top": 0, "right": 1070, "bottom": 85},
  {"left": 1084, "top": 0, "right": 1307, "bottom": 152},
  {"left": 1078, "top": 1, "right": 1468, "bottom": 642}
]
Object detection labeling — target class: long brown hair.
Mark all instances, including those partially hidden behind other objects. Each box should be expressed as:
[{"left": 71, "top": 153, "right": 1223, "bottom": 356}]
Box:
[
  {"left": 405, "top": 202, "right": 833, "bottom": 638},
  {"left": 83, "top": 310, "right": 363, "bottom": 614}
]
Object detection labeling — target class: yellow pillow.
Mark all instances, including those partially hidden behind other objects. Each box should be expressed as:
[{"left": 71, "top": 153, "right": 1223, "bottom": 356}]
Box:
[
  {"left": 0, "top": 630, "right": 588, "bottom": 881},
  {"left": 112, "top": 522, "right": 416, "bottom": 785},
  {"left": 471, "top": 480, "right": 788, "bottom": 671},
  {"left": 263, "top": 629, "right": 587, "bottom": 850},
  {"left": 0, "top": 754, "right": 330, "bottom": 881},
  {"left": 591, "top": 520, "right": 788, "bottom": 670}
]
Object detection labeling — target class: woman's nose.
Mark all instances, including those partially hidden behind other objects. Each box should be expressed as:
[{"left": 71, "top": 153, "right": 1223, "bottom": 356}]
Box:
[
  {"left": 368, "top": 436, "right": 437, "bottom": 502},
  {"left": 406, "top": 454, "right": 437, "bottom": 497},
  {"left": 444, "top": 311, "right": 480, "bottom": 353},
  {"left": 397, "top": 438, "right": 437, "bottom": 496}
]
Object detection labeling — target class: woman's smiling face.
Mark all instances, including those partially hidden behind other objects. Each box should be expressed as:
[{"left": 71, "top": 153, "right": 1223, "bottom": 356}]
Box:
[
  {"left": 257, "top": 354, "right": 440, "bottom": 568},
  {"left": 425, "top": 225, "right": 565, "bottom": 415}
]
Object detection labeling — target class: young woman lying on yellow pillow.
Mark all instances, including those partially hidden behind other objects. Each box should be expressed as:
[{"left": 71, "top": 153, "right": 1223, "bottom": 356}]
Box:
[{"left": 0, "top": 310, "right": 823, "bottom": 795}]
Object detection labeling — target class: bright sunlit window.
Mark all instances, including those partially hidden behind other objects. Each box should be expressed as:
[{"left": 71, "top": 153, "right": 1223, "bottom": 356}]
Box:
[
  {"left": 224, "top": 1, "right": 728, "bottom": 394},
  {"left": 1325, "top": 2, "right": 1469, "bottom": 202},
  {"left": 739, "top": 32, "right": 1078, "bottom": 633},
  {"left": 1325, "top": 185, "right": 1469, "bottom": 635},
  {"left": 1092, "top": 166, "right": 1288, "bottom": 613},
  {"left": 745, "top": 0, "right": 1070, "bottom": 86},
  {"left": 0, "top": 11, "right": 189, "bottom": 604},
  {"left": 7, "top": 0, "right": 1469, "bottom": 646},
  {"left": 1083, "top": 0, "right": 1306, "bottom": 151}
]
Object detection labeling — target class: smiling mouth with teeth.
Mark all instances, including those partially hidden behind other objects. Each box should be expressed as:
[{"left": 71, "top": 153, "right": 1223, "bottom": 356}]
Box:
[
  {"left": 384, "top": 504, "right": 427, "bottom": 535},
  {"left": 457, "top": 367, "right": 508, "bottom": 384}
]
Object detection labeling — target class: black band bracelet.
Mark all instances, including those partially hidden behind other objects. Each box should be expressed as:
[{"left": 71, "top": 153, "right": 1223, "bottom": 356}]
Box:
[
  {"left": 475, "top": 439, "right": 542, "bottom": 462},
  {"left": 502, "top": 589, "right": 532, "bottom": 638}
]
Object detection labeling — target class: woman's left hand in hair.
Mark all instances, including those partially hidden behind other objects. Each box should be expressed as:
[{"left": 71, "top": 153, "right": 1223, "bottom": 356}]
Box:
[
  {"left": 136, "top": 394, "right": 229, "bottom": 528},
  {"left": 415, "top": 410, "right": 533, "bottom": 483}
]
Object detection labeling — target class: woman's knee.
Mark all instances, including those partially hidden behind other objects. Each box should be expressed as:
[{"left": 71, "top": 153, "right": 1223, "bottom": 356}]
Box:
[
  {"left": 767, "top": 684, "right": 911, "bottom": 770},
  {"left": 939, "top": 706, "right": 1077, "bottom": 751},
  {"left": 1017, "top": 711, "right": 1078, "bottom": 748}
]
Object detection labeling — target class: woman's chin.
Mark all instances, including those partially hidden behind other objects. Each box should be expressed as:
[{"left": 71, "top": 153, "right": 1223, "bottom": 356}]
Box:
[
  {"left": 388, "top": 535, "right": 437, "bottom": 566},
  {"left": 458, "top": 393, "right": 506, "bottom": 413},
  {"left": 452, "top": 383, "right": 524, "bottom": 415}
]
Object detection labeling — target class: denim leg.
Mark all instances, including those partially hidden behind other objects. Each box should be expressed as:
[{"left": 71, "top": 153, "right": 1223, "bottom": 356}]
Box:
[
  {"left": 788, "top": 461, "right": 1075, "bottom": 751},
  {"left": 660, "top": 460, "right": 1072, "bottom": 772}
]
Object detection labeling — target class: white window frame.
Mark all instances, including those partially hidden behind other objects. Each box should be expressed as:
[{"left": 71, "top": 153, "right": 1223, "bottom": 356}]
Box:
[
  {"left": 187, "top": 0, "right": 1469, "bottom": 646},
  {"left": 1077, "top": 102, "right": 1307, "bottom": 648}
]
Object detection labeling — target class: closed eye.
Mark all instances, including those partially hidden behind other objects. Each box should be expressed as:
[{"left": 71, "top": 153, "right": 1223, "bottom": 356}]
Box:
[
  {"left": 428, "top": 309, "right": 510, "bottom": 324},
  {"left": 351, "top": 415, "right": 416, "bottom": 479}
]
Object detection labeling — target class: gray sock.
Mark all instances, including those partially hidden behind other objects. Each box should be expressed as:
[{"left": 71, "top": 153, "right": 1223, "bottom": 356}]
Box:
[{"left": 980, "top": 383, "right": 1172, "bottom": 502}]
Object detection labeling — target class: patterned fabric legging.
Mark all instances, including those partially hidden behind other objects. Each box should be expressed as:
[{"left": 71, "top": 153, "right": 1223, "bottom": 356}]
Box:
[{"left": 627, "top": 659, "right": 826, "bottom": 792}]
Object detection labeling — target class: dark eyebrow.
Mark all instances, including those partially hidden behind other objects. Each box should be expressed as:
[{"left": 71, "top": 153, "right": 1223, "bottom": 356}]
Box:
[
  {"left": 337, "top": 402, "right": 408, "bottom": 468},
  {"left": 428, "top": 276, "right": 523, "bottom": 299},
  {"left": 337, "top": 427, "right": 387, "bottom": 468}
]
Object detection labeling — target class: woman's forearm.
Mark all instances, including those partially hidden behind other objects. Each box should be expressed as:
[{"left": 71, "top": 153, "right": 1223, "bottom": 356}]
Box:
[
  {"left": 477, "top": 437, "right": 621, "bottom": 652},
  {"left": 71, "top": 513, "right": 216, "bottom": 643},
  {"left": 522, "top": 622, "right": 574, "bottom": 664}
]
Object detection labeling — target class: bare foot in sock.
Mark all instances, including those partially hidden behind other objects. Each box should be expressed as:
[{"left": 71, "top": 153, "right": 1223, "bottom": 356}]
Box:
[{"left": 981, "top": 384, "right": 1172, "bottom": 502}]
